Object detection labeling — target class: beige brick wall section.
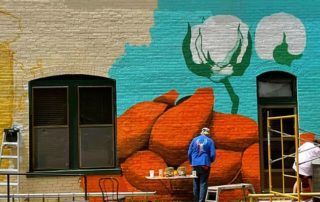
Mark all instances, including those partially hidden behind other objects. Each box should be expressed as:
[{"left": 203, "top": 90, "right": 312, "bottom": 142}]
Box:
[{"left": 0, "top": 0, "right": 156, "bottom": 194}]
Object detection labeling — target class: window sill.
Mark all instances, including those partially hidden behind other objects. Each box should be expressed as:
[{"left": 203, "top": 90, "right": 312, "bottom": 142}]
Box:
[{"left": 26, "top": 167, "right": 122, "bottom": 177}]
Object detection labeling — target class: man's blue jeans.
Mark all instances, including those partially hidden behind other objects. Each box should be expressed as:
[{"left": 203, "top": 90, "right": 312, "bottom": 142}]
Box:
[{"left": 193, "top": 166, "right": 210, "bottom": 202}]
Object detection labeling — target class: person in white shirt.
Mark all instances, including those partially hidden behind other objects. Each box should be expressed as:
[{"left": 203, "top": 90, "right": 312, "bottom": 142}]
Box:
[{"left": 292, "top": 139, "right": 320, "bottom": 193}]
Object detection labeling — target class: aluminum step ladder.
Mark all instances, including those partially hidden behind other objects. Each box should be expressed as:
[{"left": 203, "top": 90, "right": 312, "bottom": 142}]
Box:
[
  {"left": 0, "top": 128, "right": 20, "bottom": 190},
  {"left": 205, "top": 183, "right": 255, "bottom": 202}
]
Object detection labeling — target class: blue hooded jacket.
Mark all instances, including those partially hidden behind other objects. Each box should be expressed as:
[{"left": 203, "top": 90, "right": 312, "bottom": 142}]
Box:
[{"left": 188, "top": 134, "right": 216, "bottom": 167}]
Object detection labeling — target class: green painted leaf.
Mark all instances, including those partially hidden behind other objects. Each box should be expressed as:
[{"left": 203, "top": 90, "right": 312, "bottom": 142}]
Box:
[
  {"left": 206, "top": 51, "right": 215, "bottom": 66},
  {"left": 232, "top": 31, "right": 252, "bottom": 76},
  {"left": 273, "top": 32, "right": 302, "bottom": 66},
  {"left": 228, "top": 25, "right": 243, "bottom": 67},
  {"left": 182, "top": 23, "right": 213, "bottom": 78}
]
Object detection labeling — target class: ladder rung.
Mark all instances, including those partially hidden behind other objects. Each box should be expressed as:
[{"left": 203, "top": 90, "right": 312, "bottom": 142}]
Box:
[
  {"left": 282, "top": 154, "right": 295, "bottom": 158},
  {"left": 0, "top": 182, "right": 18, "bottom": 186},
  {"left": 283, "top": 174, "right": 297, "bottom": 178},
  {"left": 3, "top": 142, "right": 18, "bottom": 146},
  {"left": 0, "top": 155, "right": 18, "bottom": 159},
  {"left": 0, "top": 131, "right": 20, "bottom": 188},
  {"left": 0, "top": 168, "right": 18, "bottom": 172}
]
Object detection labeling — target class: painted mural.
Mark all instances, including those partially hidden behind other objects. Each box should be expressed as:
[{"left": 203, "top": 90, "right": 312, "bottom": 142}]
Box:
[
  {"left": 117, "top": 87, "right": 260, "bottom": 195},
  {"left": 0, "top": 0, "right": 319, "bottom": 201},
  {"left": 0, "top": 10, "right": 22, "bottom": 174},
  {"left": 0, "top": 10, "right": 20, "bottom": 137},
  {"left": 182, "top": 15, "right": 252, "bottom": 114},
  {"left": 255, "top": 13, "right": 306, "bottom": 66},
  {"left": 84, "top": 88, "right": 260, "bottom": 201},
  {"left": 107, "top": 2, "right": 312, "bottom": 200},
  {"left": 110, "top": 0, "right": 319, "bottom": 134}
]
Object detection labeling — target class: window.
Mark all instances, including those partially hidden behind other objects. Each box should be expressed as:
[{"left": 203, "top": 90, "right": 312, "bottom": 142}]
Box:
[
  {"left": 258, "top": 81, "right": 292, "bottom": 98},
  {"left": 29, "top": 75, "right": 119, "bottom": 173},
  {"left": 257, "top": 71, "right": 296, "bottom": 104},
  {"left": 257, "top": 71, "right": 297, "bottom": 192}
]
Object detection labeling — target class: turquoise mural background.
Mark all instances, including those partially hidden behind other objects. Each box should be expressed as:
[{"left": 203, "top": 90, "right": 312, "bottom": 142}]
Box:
[{"left": 109, "top": 0, "right": 320, "bottom": 135}]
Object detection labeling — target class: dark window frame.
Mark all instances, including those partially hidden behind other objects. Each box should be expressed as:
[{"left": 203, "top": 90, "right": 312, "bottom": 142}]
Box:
[
  {"left": 258, "top": 106, "right": 297, "bottom": 192},
  {"left": 256, "top": 71, "right": 298, "bottom": 192},
  {"left": 29, "top": 75, "right": 120, "bottom": 175}
]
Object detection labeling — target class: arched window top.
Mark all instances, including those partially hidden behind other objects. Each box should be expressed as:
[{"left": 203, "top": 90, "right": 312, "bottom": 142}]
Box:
[
  {"left": 30, "top": 74, "right": 115, "bottom": 84},
  {"left": 257, "top": 71, "right": 296, "bottom": 82},
  {"left": 257, "top": 71, "right": 296, "bottom": 99}
]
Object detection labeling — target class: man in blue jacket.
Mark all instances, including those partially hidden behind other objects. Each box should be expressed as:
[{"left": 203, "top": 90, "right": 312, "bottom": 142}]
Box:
[{"left": 188, "top": 127, "right": 216, "bottom": 202}]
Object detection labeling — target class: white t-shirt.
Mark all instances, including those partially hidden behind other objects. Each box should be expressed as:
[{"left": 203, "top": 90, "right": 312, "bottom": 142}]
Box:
[{"left": 292, "top": 142, "right": 320, "bottom": 176}]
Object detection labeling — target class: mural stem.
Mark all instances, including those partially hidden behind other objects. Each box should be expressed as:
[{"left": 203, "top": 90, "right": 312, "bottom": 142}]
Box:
[{"left": 221, "top": 78, "right": 239, "bottom": 114}]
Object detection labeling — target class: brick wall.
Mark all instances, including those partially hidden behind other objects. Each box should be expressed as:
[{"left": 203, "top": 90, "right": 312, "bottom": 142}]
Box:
[
  {"left": 0, "top": 0, "right": 319, "bottom": 201},
  {"left": 0, "top": 0, "right": 156, "bottom": 194}
]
